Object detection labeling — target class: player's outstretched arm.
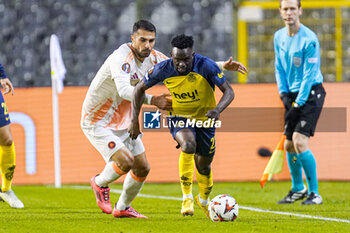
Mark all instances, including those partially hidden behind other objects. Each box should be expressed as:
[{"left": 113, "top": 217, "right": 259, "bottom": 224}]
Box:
[
  {"left": 205, "top": 80, "right": 234, "bottom": 120},
  {"left": 217, "top": 57, "right": 248, "bottom": 74}
]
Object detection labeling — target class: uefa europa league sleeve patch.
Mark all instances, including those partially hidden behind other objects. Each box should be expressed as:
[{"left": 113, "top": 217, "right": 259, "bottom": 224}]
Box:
[{"left": 121, "top": 63, "right": 131, "bottom": 73}]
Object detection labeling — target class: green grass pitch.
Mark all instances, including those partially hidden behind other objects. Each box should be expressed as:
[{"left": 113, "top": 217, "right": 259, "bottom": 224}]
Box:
[{"left": 0, "top": 181, "right": 349, "bottom": 233}]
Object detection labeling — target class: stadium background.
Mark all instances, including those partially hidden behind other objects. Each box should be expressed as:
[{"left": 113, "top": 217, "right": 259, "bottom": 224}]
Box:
[{"left": 0, "top": 0, "right": 349, "bottom": 184}]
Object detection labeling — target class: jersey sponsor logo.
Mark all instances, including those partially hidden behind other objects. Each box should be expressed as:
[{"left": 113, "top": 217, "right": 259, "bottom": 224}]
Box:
[
  {"left": 173, "top": 90, "right": 199, "bottom": 100},
  {"left": 143, "top": 110, "right": 161, "bottom": 129},
  {"left": 121, "top": 63, "right": 131, "bottom": 73},
  {"left": 108, "top": 141, "right": 116, "bottom": 149},
  {"left": 308, "top": 58, "right": 318, "bottom": 64},
  {"left": 293, "top": 56, "right": 301, "bottom": 67}
]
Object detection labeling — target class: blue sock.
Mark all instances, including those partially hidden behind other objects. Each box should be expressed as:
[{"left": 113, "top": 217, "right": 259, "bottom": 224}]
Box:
[
  {"left": 286, "top": 152, "right": 304, "bottom": 192},
  {"left": 299, "top": 150, "right": 319, "bottom": 195}
]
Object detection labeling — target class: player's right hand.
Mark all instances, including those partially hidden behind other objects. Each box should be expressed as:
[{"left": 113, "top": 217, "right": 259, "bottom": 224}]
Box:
[
  {"left": 280, "top": 93, "right": 291, "bottom": 111},
  {"left": 0, "top": 78, "right": 14, "bottom": 95},
  {"left": 205, "top": 108, "right": 220, "bottom": 120},
  {"left": 128, "top": 121, "right": 141, "bottom": 140},
  {"left": 151, "top": 93, "right": 172, "bottom": 111}
]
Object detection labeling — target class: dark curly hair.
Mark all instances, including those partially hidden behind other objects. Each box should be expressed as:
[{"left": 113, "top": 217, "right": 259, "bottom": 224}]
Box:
[{"left": 170, "top": 34, "right": 194, "bottom": 49}]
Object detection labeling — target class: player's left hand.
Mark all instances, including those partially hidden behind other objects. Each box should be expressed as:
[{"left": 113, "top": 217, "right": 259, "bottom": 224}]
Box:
[
  {"left": 223, "top": 57, "right": 248, "bottom": 75},
  {"left": 205, "top": 109, "right": 220, "bottom": 120},
  {"left": 128, "top": 121, "right": 141, "bottom": 140},
  {"left": 0, "top": 78, "right": 14, "bottom": 95}
]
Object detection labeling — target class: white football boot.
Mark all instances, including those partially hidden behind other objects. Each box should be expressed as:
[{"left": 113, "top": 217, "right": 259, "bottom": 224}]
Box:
[
  {"left": 0, "top": 189, "right": 24, "bottom": 208},
  {"left": 277, "top": 186, "right": 308, "bottom": 204},
  {"left": 301, "top": 192, "right": 323, "bottom": 205}
]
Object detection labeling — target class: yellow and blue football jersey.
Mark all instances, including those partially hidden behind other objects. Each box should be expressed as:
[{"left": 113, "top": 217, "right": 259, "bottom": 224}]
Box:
[
  {"left": 144, "top": 54, "right": 226, "bottom": 120},
  {"left": 0, "top": 62, "right": 10, "bottom": 127}
]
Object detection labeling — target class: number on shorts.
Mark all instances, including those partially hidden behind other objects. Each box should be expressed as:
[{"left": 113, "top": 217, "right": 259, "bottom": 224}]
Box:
[
  {"left": 1, "top": 102, "right": 8, "bottom": 115},
  {"left": 210, "top": 137, "right": 215, "bottom": 150}
]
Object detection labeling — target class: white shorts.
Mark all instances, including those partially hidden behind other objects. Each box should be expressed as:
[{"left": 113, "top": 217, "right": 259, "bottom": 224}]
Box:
[{"left": 81, "top": 125, "right": 145, "bottom": 163}]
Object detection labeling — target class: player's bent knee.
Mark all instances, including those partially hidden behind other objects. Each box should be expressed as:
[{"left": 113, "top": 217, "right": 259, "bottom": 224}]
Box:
[
  {"left": 1, "top": 138, "right": 13, "bottom": 147},
  {"left": 196, "top": 165, "right": 211, "bottom": 176},
  {"left": 197, "top": 168, "right": 211, "bottom": 176},
  {"left": 0, "top": 134, "right": 13, "bottom": 146},
  {"left": 132, "top": 165, "right": 150, "bottom": 178},
  {"left": 181, "top": 140, "right": 196, "bottom": 154},
  {"left": 293, "top": 139, "right": 308, "bottom": 153},
  {"left": 142, "top": 163, "right": 151, "bottom": 176},
  {"left": 110, "top": 148, "right": 135, "bottom": 172},
  {"left": 284, "top": 140, "right": 295, "bottom": 153},
  {"left": 121, "top": 155, "right": 134, "bottom": 171}
]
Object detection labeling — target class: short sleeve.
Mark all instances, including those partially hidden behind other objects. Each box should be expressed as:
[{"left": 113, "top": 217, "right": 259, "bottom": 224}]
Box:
[
  {"left": 202, "top": 58, "right": 226, "bottom": 87},
  {"left": 0, "top": 62, "right": 7, "bottom": 79},
  {"left": 143, "top": 61, "right": 168, "bottom": 87}
]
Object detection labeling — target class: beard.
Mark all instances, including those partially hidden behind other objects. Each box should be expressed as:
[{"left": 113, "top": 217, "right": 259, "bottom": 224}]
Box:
[{"left": 138, "top": 49, "right": 151, "bottom": 58}]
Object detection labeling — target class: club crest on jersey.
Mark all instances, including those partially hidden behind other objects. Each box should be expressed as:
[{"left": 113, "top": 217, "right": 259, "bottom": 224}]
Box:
[
  {"left": 188, "top": 73, "right": 196, "bottom": 82},
  {"left": 108, "top": 141, "right": 116, "bottom": 149},
  {"left": 293, "top": 57, "right": 301, "bottom": 67},
  {"left": 122, "top": 63, "right": 131, "bottom": 73}
]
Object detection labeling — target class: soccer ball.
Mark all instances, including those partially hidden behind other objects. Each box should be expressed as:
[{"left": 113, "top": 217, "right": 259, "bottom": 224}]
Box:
[{"left": 208, "top": 194, "right": 239, "bottom": 222}]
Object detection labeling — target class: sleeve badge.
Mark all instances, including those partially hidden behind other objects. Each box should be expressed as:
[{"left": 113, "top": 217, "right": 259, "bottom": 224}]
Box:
[{"left": 121, "top": 63, "right": 131, "bottom": 73}]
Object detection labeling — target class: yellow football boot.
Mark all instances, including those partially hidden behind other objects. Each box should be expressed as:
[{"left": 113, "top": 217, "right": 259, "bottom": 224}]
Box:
[
  {"left": 194, "top": 195, "right": 209, "bottom": 218},
  {"left": 181, "top": 198, "right": 194, "bottom": 216}
]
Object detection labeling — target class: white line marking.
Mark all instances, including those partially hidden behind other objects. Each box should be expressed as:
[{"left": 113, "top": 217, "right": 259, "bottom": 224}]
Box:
[
  {"left": 70, "top": 185, "right": 350, "bottom": 223},
  {"left": 240, "top": 206, "right": 350, "bottom": 223}
]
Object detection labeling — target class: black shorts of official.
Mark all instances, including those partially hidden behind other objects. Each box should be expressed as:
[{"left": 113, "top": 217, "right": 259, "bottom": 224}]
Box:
[
  {"left": 167, "top": 117, "right": 216, "bottom": 157},
  {"left": 0, "top": 92, "right": 11, "bottom": 127},
  {"left": 284, "top": 83, "right": 326, "bottom": 140}
]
